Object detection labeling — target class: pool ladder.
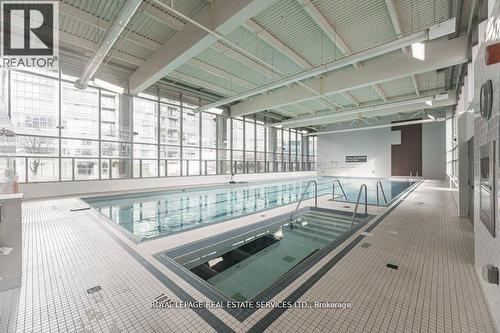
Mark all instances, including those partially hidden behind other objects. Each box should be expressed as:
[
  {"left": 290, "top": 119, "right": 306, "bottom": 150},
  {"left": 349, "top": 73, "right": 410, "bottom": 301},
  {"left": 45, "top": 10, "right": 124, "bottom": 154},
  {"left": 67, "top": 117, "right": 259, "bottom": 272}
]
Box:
[
  {"left": 290, "top": 180, "right": 318, "bottom": 226},
  {"left": 350, "top": 184, "right": 368, "bottom": 229},
  {"left": 376, "top": 181, "right": 387, "bottom": 206},
  {"left": 332, "top": 179, "right": 348, "bottom": 201}
]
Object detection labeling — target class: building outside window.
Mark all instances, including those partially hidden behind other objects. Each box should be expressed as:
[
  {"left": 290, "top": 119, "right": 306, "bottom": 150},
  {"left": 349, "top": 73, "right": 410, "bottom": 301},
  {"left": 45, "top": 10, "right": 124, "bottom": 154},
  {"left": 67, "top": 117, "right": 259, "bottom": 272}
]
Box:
[{"left": 0, "top": 70, "right": 310, "bottom": 183}]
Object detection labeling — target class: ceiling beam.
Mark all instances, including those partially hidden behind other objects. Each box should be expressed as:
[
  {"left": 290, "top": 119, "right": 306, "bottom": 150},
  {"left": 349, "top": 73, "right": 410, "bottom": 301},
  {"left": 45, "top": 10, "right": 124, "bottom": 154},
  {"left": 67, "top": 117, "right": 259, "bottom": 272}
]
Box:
[
  {"left": 452, "top": 0, "right": 464, "bottom": 38},
  {"left": 171, "top": 68, "right": 297, "bottom": 117},
  {"left": 244, "top": 19, "right": 311, "bottom": 68},
  {"left": 297, "top": 0, "right": 386, "bottom": 101},
  {"left": 298, "top": 0, "right": 354, "bottom": 58},
  {"left": 411, "top": 75, "right": 421, "bottom": 96},
  {"left": 188, "top": 58, "right": 255, "bottom": 89},
  {"left": 445, "top": 0, "right": 464, "bottom": 91},
  {"left": 185, "top": 58, "right": 309, "bottom": 117},
  {"left": 341, "top": 91, "right": 360, "bottom": 106},
  {"left": 211, "top": 43, "right": 281, "bottom": 78},
  {"left": 274, "top": 91, "right": 456, "bottom": 128},
  {"left": 203, "top": 30, "right": 429, "bottom": 112},
  {"left": 169, "top": 70, "right": 239, "bottom": 96},
  {"left": 371, "top": 84, "right": 388, "bottom": 102},
  {"left": 243, "top": 19, "right": 358, "bottom": 108},
  {"left": 310, "top": 117, "right": 445, "bottom": 136},
  {"left": 384, "top": 0, "right": 403, "bottom": 36},
  {"left": 384, "top": 0, "right": 420, "bottom": 96},
  {"left": 209, "top": 44, "right": 316, "bottom": 115},
  {"left": 143, "top": 2, "right": 185, "bottom": 31},
  {"left": 231, "top": 36, "right": 468, "bottom": 116},
  {"left": 128, "top": 0, "right": 278, "bottom": 95}
]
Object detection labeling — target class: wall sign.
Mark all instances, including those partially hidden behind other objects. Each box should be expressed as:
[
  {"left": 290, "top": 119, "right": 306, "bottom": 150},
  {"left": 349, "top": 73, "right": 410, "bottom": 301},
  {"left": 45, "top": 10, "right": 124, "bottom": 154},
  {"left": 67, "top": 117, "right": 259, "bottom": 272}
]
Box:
[{"left": 346, "top": 155, "right": 367, "bottom": 163}]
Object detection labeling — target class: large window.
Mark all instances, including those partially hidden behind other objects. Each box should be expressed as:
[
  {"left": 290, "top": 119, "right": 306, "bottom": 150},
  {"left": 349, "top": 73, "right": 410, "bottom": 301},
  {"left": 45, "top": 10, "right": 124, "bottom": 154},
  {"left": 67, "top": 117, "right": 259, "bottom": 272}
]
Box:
[
  {"left": 160, "top": 104, "right": 180, "bottom": 145},
  {"left": 133, "top": 97, "right": 157, "bottom": 144},
  {"left": 10, "top": 71, "right": 59, "bottom": 137},
  {"left": 101, "top": 92, "right": 131, "bottom": 142},
  {"left": 62, "top": 83, "right": 99, "bottom": 139},
  {"left": 0, "top": 70, "right": 313, "bottom": 183}
]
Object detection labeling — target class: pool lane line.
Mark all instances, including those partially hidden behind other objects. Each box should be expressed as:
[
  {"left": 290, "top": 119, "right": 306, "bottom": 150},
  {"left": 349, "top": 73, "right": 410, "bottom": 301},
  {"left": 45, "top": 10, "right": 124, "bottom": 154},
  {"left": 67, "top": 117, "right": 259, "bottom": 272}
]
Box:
[
  {"left": 85, "top": 211, "right": 236, "bottom": 333},
  {"left": 82, "top": 178, "right": 403, "bottom": 242},
  {"left": 82, "top": 177, "right": 331, "bottom": 203},
  {"left": 246, "top": 179, "right": 424, "bottom": 332},
  {"left": 84, "top": 179, "right": 383, "bottom": 245}
]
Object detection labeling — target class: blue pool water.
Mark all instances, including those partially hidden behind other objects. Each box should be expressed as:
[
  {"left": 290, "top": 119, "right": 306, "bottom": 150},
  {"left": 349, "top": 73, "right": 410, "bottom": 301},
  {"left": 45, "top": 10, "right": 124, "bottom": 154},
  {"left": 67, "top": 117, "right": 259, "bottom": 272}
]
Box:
[{"left": 84, "top": 176, "right": 413, "bottom": 241}]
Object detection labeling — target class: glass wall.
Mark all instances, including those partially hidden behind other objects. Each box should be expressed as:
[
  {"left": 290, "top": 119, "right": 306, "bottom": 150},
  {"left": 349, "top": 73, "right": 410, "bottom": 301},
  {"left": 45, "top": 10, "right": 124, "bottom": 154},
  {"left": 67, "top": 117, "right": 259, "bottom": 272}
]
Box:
[{"left": 0, "top": 70, "right": 317, "bottom": 183}]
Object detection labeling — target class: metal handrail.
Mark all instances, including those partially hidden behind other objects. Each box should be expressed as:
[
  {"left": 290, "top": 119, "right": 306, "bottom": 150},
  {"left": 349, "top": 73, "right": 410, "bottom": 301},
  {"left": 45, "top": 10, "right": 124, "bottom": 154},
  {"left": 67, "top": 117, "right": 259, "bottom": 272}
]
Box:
[
  {"left": 332, "top": 179, "right": 348, "bottom": 201},
  {"left": 350, "top": 184, "right": 367, "bottom": 228},
  {"left": 290, "top": 180, "right": 318, "bottom": 223},
  {"left": 376, "top": 181, "right": 387, "bottom": 205}
]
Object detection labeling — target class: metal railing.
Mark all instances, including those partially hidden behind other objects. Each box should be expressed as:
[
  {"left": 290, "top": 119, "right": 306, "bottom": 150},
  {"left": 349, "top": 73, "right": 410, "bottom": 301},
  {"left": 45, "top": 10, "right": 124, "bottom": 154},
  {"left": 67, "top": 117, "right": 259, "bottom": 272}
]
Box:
[
  {"left": 376, "top": 180, "right": 387, "bottom": 205},
  {"left": 409, "top": 171, "right": 421, "bottom": 183},
  {"left": 290, "top": 180, "right": 318, "bottom": 224},
  {"left": 350, "top": 184, "right": 367, "bottom": 228},
  {"left": 332, "top": 179, "right": 348, "bottom": 201}
]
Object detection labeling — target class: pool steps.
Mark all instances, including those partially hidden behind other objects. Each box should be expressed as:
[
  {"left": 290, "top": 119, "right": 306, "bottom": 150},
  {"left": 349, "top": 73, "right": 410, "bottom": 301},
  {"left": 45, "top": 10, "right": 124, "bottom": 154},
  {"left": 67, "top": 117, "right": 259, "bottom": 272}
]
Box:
[{"left": 290, "top": 210, "right": 353, "bottom": 244}]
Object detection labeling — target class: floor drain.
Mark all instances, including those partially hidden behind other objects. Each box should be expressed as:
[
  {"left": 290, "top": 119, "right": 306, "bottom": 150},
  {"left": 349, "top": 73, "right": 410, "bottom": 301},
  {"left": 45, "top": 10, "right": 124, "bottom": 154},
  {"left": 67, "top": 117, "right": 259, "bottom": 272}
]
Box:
[
  {"left": 87, "top": 285, "right": 102, "bottom": 294},
  {"left": 343, "top": 205, "right": 351, "bottom": 208},
  {"left": 360, "top": 243, "right": 371, "bottom": 248},
  {"left": 415, "top": 202, "right": 425, "bottom": 206},
  {"left": 386, "top": 264, "right": 399, "bottom": 270}
]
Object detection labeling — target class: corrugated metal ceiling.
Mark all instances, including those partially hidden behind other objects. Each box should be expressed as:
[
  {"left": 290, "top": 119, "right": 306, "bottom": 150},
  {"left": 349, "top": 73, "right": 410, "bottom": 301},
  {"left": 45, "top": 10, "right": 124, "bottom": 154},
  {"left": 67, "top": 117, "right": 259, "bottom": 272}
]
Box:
[{"left": 59, "top": 0, "right": 463, "bottom": 122}]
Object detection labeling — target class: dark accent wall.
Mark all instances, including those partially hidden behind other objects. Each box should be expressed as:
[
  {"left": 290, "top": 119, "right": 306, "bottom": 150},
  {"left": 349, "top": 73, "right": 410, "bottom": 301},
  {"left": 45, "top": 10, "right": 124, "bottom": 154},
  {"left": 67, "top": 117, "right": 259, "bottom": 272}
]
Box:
[{"left": 391, "top": 122, "right": 422, "bottom": 177}]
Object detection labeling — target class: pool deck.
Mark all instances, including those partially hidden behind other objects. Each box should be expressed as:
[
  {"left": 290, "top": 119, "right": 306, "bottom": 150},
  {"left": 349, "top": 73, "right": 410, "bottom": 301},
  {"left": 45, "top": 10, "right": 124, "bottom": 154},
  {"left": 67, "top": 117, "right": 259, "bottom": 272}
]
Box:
[{"left": 0, "top": 180, "right": 496, "bottom": 332}]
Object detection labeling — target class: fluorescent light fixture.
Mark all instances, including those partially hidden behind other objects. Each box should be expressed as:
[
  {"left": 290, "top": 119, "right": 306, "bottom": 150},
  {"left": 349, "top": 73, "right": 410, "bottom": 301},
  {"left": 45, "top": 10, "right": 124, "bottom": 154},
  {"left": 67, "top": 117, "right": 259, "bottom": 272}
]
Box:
[
  {"left": 94, "top": 78, "right": 124, "bottom": 94},
  {"left": 411, "top": 42, "right": 426, "bottom": 61},
  {"left": 206, "top": 107, "right": 224, "bottom": 115},
  {"left": 427, "top": 113, "right": 436, "bottom": 120},
  {"left": 273, "top": 124, "right": 283, "bottom": 129},
  {"left": 425, "top": 100, "right": 433, "bottom": 106}
]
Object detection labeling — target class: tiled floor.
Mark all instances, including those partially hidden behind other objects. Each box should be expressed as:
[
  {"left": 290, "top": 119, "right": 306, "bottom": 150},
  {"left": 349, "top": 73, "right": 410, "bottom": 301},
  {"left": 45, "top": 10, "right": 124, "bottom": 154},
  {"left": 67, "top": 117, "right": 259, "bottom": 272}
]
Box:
[{"left": 0, "top": 180, "right": 496, "bottom": 332}]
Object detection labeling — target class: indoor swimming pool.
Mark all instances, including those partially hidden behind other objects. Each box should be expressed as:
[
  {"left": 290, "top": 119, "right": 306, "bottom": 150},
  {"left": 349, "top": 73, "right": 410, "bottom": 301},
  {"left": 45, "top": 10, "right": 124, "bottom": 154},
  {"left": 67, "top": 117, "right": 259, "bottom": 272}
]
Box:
[{"left": 84, "top": 176, "right": 413, "bottom": 241}]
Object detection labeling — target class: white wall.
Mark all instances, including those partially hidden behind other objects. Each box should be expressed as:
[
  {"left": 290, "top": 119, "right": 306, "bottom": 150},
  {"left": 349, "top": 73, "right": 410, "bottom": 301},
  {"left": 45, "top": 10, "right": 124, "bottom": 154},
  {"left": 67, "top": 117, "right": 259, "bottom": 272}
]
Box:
[
  {"left": 318, "top": 122, "right": 446, "bottom": 179},
  {"left": 19, "top": 171, "right": 316, "bottom": 200},
  {"left": 472, "top": 1, "right": 500, "bottom": 329},
  {"left": 422, "top": 122, "right": 446, "bottom": 180},
  {"left": 317, "top": 126, "right": 400, "bottom": 177}
]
